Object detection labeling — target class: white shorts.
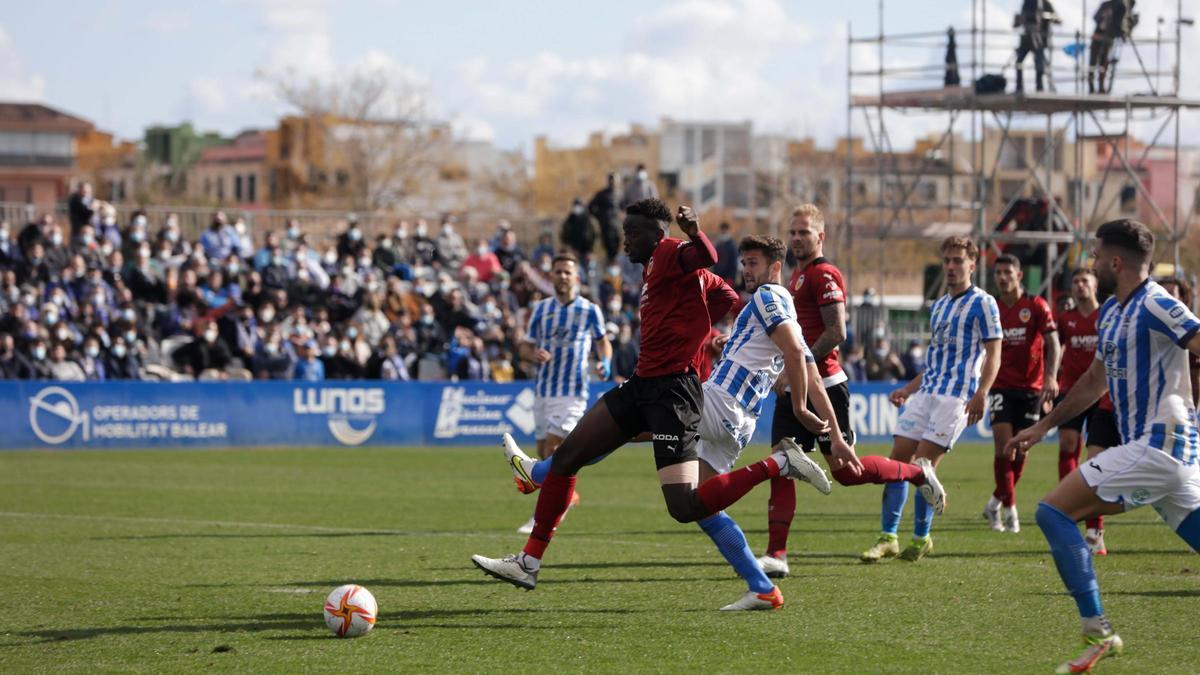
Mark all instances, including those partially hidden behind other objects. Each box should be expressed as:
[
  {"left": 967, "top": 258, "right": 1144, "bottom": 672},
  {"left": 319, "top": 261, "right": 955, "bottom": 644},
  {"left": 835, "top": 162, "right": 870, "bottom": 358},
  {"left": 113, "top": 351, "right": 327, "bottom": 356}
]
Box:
[
  {"left": 1079, "top": 440, "right": 1200, "bottom": 530},
  {"left": 895, "top": 392, "right": 969, "bottom": 450},
  {"left": 695, "top": 383, "right": 757, "bottom": 474},
  {"left": 533, "top": 396, "right": 588, "bottom": 441}
]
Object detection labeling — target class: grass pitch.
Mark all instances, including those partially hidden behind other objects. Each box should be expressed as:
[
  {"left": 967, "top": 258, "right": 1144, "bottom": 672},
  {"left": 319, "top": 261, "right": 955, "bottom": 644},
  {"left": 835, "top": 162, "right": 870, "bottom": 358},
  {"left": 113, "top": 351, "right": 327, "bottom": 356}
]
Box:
[{"left": 0, "top": 442, "right": 1197, "bottom": 673}]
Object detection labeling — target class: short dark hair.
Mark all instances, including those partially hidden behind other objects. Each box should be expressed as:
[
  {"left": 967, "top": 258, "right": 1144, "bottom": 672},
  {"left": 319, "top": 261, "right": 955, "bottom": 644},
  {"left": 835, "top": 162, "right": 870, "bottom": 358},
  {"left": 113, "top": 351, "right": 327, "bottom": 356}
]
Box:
[
  {"left": 551, "top": 252, "right": 578, "bottom": 268},
  {"left": 940, "top": 235, "right": 979, "bottom": 261},
  {"left": 625, "top": 198, "right": 672, "bottom": 226},
  {"left": 1159, "top": 276, "right": 1193, "bottom": 305},
  {"left": 1072, "top": 267, "right": 1097, "bottom": 279},
  {"left": 738, "top": 234, "right": 787, "bottom": 264},
  {"left": 1096, "top": 219, "right": 1154, "bottom": 259},
  {"left": 994, "top": 253, "right": 1021, "bottom": 270}
]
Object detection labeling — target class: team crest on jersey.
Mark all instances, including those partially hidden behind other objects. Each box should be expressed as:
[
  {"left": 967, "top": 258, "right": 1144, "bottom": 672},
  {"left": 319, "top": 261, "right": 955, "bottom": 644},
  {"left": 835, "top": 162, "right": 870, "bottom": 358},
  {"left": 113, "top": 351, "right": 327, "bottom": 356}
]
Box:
[
  {"left": 1019, "top": 308, "right": 1031, "bottom": 323},
  {"left": 794, "top": 275, "right": 805, "bottom": 290},
  {"left": 646, "top": 257, "right": 655, "bottom": 275}
]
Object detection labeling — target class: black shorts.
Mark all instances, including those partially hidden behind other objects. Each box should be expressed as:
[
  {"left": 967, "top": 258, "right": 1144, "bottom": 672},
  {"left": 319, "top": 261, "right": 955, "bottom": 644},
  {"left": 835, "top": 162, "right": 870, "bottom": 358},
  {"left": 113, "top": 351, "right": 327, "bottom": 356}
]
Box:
[
  {"left": 1056, "top": 396, "right": 1097, "bottom": 433},
  {"left": 988, "top": 388, "right": 1042, "bottom": 432},
  {"left": 602, "top": 371, "right": 702, "bottom": 469},
  {"left": 770, "top": 382, "right": 854, "bottom": 454},
  {"left": 1086, "top": 407, "right": 1121, "bottom": 449}
]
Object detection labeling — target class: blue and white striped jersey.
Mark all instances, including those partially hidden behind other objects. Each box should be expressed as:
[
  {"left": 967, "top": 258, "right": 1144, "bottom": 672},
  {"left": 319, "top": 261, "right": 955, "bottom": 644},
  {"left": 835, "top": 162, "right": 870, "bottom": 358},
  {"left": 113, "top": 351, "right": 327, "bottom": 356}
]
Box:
[
  {"left": 524, "top": 295, "right": 606, "bottom": 399},
  {"left": 920, "top": 285, "right": 1003, "bottom": 400},
  {"left": 710, "top": 283, "right": 815, "bottom": 418},
  {"left": 1096, "top": 279, "right": 1200, "bottom": 464}
]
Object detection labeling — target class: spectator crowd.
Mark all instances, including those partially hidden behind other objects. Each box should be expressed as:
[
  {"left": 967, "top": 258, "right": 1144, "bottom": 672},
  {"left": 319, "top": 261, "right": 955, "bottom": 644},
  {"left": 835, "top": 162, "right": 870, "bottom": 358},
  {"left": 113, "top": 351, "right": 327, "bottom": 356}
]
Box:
[{"left": 1, "top": 178, "right": 922, "bottom": 384}]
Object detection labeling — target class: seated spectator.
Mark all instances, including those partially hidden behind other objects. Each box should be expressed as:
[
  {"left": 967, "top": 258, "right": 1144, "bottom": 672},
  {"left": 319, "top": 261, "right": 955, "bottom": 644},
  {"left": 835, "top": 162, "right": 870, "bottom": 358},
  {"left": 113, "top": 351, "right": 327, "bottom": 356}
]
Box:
[
  {"left": 865, "top": 336, "right": 905, "bottom": 381},
  {"left": 200, "top": 212, "right": 237, "bottom": 261},
  {"left": 0, "top": 332, "right": 33, "bottom": 379},
  {"left": 900, "top": 339, "right": 926, "bottom": 380},
  {"left": 378, "top": 334, "right": 410, "bottom": 381},
  {"left": 79, "top": 336, "right": 107, "bottom": 381},
  {"left": 46, "top": 342, "right": 85, "bottom": 381},
  {"left": 842, "top": 343, "right": 868, "bottom": 382},
  {"left": 172, "top": 321, "right": 233, "bottom": 379},
  {"left": 463, "top": 238, "right": 502, "bottom": 283},
  {"left": 293, "top": 340, "right": 325, "bottom": 381},
  {"left": 28, "top": 337, "right": 52, "bottom": 379},
  {"left": 105, "top": 335, "right": 141, "bottom": 380},
  {"left": 494, "top": 229, "right": 524, "bottom": 273},
  {"left": 251, "top": 329, "right": 294, "bottom": 380}
]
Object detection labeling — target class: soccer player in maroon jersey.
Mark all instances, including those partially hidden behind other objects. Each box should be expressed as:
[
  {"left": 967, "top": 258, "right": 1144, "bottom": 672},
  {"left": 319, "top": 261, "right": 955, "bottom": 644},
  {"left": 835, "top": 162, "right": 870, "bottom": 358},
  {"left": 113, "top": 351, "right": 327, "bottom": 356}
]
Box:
[
  {"left": 471, "top": 199, "right": 829, "bottom": 593},
  {"left": 984, "top": 254, "right": 1060, "bottom": 534},
  {"left": 1054, "top": 267, "right": 1118, "bottom": 554},
  {"left": 759, "top": 204, "right": 936, "bottom": 577}
]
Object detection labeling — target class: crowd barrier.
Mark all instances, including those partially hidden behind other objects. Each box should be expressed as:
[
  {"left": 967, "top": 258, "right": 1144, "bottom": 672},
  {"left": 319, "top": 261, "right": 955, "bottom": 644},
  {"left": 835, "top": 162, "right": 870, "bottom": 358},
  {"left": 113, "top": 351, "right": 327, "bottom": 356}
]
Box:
[{"left": 6, "top": 380, "right": 1023, "bottom": 450}]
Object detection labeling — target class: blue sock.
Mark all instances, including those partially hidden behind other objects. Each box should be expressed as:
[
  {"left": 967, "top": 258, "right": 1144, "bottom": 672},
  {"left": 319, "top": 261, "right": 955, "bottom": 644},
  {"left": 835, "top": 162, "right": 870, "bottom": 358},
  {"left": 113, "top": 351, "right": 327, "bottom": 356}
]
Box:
[
  {"left": 881, "top": 482, "right": 908, "bottom": 535},
  {"left": 1177, "top": 508, "right": 1200, "bottom": 552},
  {"left": 532, "top": 451, "right": 613, "bottom": 485},
  {"left": 698, "top": 511, "right": 774, "bottom": 594},
  {"left": 913, "top": 490, "right": 934, "bottom": 538},
  {"left": 1036, "top": 502, "right": 1104, "bottom": 618}
]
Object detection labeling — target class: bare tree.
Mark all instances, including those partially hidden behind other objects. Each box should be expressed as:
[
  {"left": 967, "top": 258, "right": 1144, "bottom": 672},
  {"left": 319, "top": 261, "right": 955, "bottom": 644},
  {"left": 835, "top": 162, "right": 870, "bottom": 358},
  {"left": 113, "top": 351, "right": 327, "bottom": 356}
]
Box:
[{"left": 270, "top": 67, "right": 443, "bottom": 211}]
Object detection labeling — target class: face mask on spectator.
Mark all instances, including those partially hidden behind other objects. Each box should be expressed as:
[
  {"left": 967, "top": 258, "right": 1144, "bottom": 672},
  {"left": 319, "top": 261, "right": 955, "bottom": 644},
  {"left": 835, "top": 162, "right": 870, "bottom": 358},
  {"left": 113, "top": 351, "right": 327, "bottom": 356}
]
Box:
[
  {"left": 93, "top": 291, "right": 106, "bottom": 306},
  {"left": 56, "top": 327, "right": 70, "bottom": 341},
  {"left": 323, "top": 250, "right": 337, "bottom": 265},
  {"left": 0, "top": 227, "right": 8, "bottom": 240},
  {"left": 420, "top": 314, "right": 434, "bottom": 326},
  {"left": 204, "top": 328, "right": 218, "bottom": 343},
  {"left": 44, "top": 310, "right": 59, "bottom": 325},
  {"left": 340, "top": 340, "right": 352, "bottom": 353},
  {"left": 166, "top": 229, "right": 179, "bottom": 243},
  {"left": 81, "top": 233, "right": 94, "bottom": 246},
  {"left": 112, "top": 343, "right": 127, "bottom": 359},
  {"left": 322, "top": 345, "right": 336, "bottom": 357},
  {"left": 228, "top": 262, "right": 240, "bottom": 276},
  {"left": 347, "top": 327, "right": 359, "bottom": 340},
  {"left": 122, "top": 308, "right": 136, "bottom": 322},
  {"left": 235, "top": 221, "right": 246, "bottom": 234},
  {"left": 134, "top": 215, "right": 148, "bottom": 228},
  {"left": 85, "top": 344, "right": 100, "bottom": 358},
  {"left": 50, "top": 233, "right": 63, "bottom": 247},
  {"left": 51, "top": 293, "right": 65, "bottom": 307},
  {"left": 540, "top": 261, "right": 552, "bottom": 273},
  {"left": 288, "top": 226, "right": 300, "bottom": 240},
  {"left": 22, "top": 293, "right": 36, "bottom": 307},
  {"left": 348, "top": 228, "right": 362, "bottom": 242},
  {"left": 125, "top": 330, "right": 137, "bottom": 344},
  {"left": 259, "top": 308, "right": 275, "bottom": 323},
  {"left": 272, "top": 255, "right": 285, "bottom": 267},
  {"left": 32, "top": 346, "right": 46, "bottom": 361},
  {"left": 572, "top": 204, "right": 585, "bottom": 216},
  {"left": 637, "top": 169, "right": 649, "bottom": 181},
  {"left": 6, "top": 287, "right": 18, "bottom": 302},
  {"left": 476, "top": 245, "right": 489, "bottom": 256},
  {"left": 159, "top": 250, "right": 171, "bottom": 261},
  {"left": 100, "top": 243, "right": 114, "bottom": 257},
  {"left": 415, "top": 224, "right": 427, "bottom": 238},
  {"left": 138, "top": 247, "right": 151, "bottom": 259},
  {"left": 265, "top": 342, "right": 279, "bottom": 356},
  {"left": 380, "top": 238, "right": 392, "bottom": 249},
  {"left": 132, "top": 230, "right": 147, "bottom": 243}
]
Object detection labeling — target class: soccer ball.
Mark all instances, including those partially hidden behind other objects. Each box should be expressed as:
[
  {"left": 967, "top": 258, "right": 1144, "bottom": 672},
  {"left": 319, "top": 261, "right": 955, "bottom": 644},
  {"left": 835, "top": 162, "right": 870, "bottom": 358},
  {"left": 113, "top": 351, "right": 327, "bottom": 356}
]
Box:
[{"left": 323, "top": 584, "right": 377, "bottom": 638}]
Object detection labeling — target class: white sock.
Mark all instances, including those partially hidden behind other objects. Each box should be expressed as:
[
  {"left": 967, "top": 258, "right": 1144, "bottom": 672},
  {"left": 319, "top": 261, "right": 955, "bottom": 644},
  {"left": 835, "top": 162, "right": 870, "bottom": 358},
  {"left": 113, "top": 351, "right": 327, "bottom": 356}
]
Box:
[
  {"left": 987, "top": 495, "right": 1001, "bottom": 512},
  {"left": 519, "top": 552, "right": 540, "bottom": 572},
  {"left": 1082, "top": 615, "right": 1113, "bottom": 638}
]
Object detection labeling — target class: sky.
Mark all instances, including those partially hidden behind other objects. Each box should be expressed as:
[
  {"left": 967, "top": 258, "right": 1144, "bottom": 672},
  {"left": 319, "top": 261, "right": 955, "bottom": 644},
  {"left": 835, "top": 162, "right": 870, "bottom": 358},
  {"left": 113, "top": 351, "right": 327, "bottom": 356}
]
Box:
[{"left": 1, "top": 0, "right": 1196, "bottom": 152}]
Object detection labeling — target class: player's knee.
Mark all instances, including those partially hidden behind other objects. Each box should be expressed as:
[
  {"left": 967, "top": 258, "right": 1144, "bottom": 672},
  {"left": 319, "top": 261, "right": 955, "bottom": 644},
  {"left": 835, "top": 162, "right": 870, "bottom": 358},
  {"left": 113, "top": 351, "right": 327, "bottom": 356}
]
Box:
[{"left": 664, "top": 494, "right": 705, "bottom": 524}]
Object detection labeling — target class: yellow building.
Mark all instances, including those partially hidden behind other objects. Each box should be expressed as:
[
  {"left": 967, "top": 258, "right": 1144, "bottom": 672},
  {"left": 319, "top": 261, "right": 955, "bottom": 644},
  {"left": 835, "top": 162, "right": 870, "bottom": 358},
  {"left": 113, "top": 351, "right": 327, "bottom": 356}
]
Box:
[{"left": 532, "top": 124, "right": 659, "bottom": 218}]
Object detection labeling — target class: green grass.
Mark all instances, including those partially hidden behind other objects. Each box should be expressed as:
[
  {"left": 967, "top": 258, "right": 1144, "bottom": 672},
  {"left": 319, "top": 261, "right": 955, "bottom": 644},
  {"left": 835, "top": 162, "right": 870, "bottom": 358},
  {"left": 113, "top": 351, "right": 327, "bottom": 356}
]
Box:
[{"left": 0, "top": 442, "right": 1197, "bottom": 673}]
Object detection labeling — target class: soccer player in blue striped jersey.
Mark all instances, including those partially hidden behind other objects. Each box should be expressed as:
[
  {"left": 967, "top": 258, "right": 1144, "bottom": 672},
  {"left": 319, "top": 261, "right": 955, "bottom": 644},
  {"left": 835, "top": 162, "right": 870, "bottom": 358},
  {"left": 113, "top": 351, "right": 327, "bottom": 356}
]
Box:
[
  {"left": 515, "top": 253, "right": 611, "bottom": 532},
  {"left": 861, "top": 235, "right": 1002, "bottom": 563},
  {"left": 1007, "top": 219, "right": 1200, "bottom": 673}
]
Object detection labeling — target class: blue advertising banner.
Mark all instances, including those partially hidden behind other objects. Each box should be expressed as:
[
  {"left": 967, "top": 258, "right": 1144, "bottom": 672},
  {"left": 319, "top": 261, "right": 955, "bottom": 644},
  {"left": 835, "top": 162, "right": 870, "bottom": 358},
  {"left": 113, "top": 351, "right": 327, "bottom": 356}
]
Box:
[{"left": 3, "top": 380, "right": 1028, "bottom": 450}]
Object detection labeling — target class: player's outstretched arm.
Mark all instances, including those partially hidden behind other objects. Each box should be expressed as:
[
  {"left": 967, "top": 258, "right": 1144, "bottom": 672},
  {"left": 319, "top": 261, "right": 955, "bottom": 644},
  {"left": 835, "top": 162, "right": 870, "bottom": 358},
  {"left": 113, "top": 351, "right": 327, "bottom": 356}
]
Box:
[
  {"left": 1007, "top": 358, "right": 1106, "bottom": 459},
  {"left": 675, "top": 205, "right": 718, "bottom": 273},
  {"left": 805, "top": 360, "right": 862, "bottom": 475},
  {"left": 771, "top": 322, "right": 829, "bottom": 436}
]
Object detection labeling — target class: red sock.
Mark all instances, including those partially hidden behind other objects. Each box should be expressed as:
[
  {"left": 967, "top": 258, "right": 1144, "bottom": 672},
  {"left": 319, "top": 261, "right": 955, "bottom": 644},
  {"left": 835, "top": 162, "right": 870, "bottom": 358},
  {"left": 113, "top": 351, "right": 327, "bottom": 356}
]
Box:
[
  {"left": 522, "top": 471, "right": 576, "bottom": 560},
  {"left": 1011, "top": 455, "right": 1027, "bottom": 492},
  {"left": 766, "top": 477, "right": 796, "bottom": 558},
  {"left": 1085, "top": 516, "right": 1104, "bottom": 531},
  {"left": 993, "top": 456, "right": 1015, "bottom": 507},
  {"left": 1058, "top": 451, "right": 1079, "bottom": 480},
  {"left": 696, "top": 456, "right": 781, "bottom": 514},
  {"left": 832, "top": 455, "right": 926, "bottom": 486}
]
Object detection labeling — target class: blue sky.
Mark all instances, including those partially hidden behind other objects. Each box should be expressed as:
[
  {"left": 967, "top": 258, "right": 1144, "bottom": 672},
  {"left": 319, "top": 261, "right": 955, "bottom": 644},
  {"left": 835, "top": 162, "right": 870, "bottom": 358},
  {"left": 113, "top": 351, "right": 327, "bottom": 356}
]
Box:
[{"left": 1, "top": 0, "right": 1195, "bottom": 150}]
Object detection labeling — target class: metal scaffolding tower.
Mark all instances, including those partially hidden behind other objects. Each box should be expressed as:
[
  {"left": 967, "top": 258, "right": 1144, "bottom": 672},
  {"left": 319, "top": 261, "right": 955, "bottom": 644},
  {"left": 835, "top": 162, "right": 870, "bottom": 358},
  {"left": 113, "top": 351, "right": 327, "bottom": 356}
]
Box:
[{"left": 846, "top": 0, "right": 1198, "bottom": 302}]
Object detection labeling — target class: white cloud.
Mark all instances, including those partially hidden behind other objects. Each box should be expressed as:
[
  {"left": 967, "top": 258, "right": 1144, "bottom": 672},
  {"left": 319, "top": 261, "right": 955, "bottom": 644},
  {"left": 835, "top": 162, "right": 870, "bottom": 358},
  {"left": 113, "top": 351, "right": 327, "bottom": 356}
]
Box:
[
  {"left": 255, "top": 0, "right": 334, "bottom": 79},
  {"left": 0, "top": 23, "right": 46, "bottom": 101}
]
